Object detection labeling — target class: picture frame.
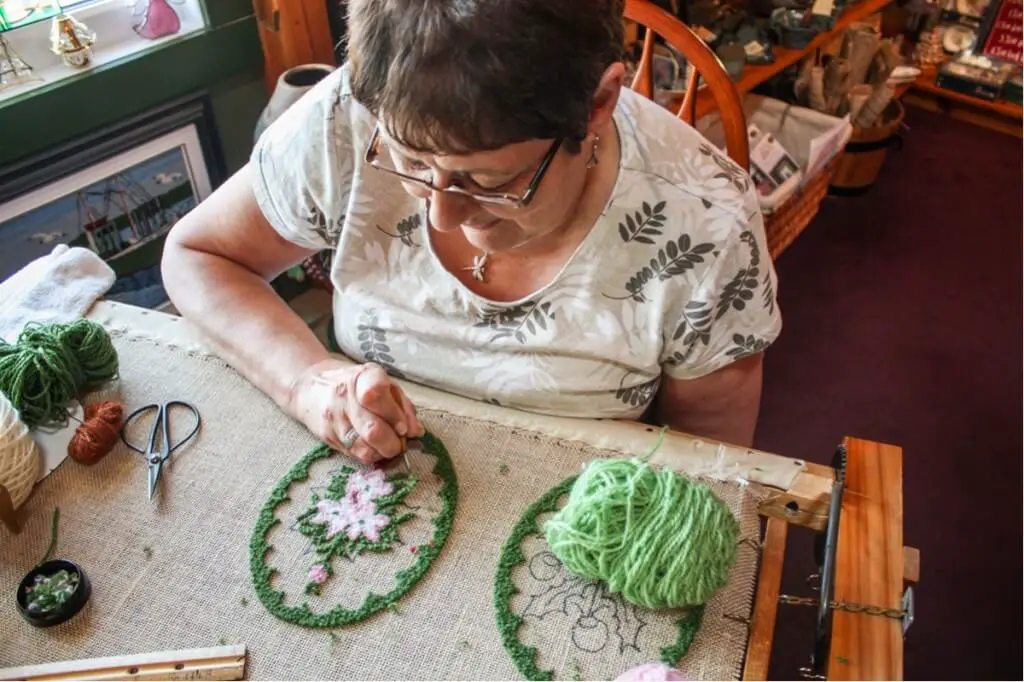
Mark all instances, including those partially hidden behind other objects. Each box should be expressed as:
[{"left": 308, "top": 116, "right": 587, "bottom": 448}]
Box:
[
  {"left": 975, "top": 0, "right": 1023, "bottom": 65},
  {"left": 0, "top": 93, "right": 226, "bottom": 311}
]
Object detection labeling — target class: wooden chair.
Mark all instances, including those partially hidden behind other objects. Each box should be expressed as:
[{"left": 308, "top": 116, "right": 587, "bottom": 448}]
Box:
[{"left": 624, "top": 0, "right": 750, "bottom": 170}]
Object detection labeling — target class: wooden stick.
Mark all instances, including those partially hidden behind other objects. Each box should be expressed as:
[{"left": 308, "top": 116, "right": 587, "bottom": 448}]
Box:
[
  {"left": 0, "top": 644, "right": 246, "bottom": 681},
  {"left": 743, "top": 517, "right": 788, "bottom": 680}
]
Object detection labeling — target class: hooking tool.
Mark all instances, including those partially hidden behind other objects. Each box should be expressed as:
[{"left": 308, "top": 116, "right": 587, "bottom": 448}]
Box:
[{"left": 120, "top": 401, "right": 202, "bottom": 500}]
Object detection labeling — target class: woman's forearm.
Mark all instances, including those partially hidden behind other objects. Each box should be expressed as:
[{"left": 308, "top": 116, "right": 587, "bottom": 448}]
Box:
[{"left": 161, "top": 244, "right": 331, "bottom": 411}]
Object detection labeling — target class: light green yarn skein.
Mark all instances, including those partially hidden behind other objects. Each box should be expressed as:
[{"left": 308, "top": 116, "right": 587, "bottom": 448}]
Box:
[{"left": 544, "top": 458, "right": 739, "bottom": 609}]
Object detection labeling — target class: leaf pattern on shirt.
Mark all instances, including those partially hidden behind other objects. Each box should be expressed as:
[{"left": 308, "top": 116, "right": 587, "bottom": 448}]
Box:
[
  {"left": 615, "top": 374, "right": 660, "bottom": 407},
  {"left": 715, "top": 231, "right": 762, "bottom": 320},
  {"left": 698, "top": 143, "right": 750, "bottom": 194},
  {"left": 607, "top": 234, "right": 716, "bottom": 303},
  {"left": 664, "top": 301, "right": 713, "bottom": 369},
  {"left": 726, "top": 333, "right": 771, "bottom": 359},
  {"left": 357, "top": 309, "right": 405, "bottom": 379},
  {"left": 305, "top": 197, "right": 344, "bottom": 248},
  {"left": 474, "top": 300, "right": 554, "bottom": 344},
  {"left": 762, "top": 271, "right": 776, "bottom": 316},
  {"left": 376, "top": 214, "right": 421, "bottom": 248},
  {"left": 672, "top": 300, "right": 713, "bottom": 347},
  {"left": 618, "top": 201, "right": 667, "bottom": 244}
]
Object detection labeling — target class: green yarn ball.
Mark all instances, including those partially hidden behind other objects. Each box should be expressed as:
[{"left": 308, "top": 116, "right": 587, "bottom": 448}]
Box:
[
  {"left": 544, "top": 458, "right": 739, "bottom": 609},
  {"left": 0, "top": 320, "right": 119, "bottom": 429}
]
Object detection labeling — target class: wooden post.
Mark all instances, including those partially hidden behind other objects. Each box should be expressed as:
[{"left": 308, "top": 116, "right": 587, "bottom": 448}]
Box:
[
  {"left": 251, "top": 0, "right": 336, "bottom": 94},
  {"left": 828, "top": 437, "right": 906, "bottom": 680}
]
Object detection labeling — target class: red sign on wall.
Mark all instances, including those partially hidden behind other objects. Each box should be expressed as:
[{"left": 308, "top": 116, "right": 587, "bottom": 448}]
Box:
[{"left": 981, "top": 0, "right": 1023, "bottom": 65}]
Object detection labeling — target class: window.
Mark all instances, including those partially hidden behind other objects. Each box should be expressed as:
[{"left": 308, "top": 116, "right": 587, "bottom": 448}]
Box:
[
  {"left": 0, "top": 0, "right": 208, "bottom": 104},
  {"left": 1, "top": 1, "right": 97, "bottom": 31}
]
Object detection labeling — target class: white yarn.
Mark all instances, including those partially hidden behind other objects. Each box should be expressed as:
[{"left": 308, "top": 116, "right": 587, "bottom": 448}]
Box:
[{"left": 0, "top": 392, "right": 40, "bottom": 509}]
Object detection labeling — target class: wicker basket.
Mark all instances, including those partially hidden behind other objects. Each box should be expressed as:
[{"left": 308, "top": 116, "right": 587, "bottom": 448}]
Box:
[
  {"left": 301, "top": 249, "right": 334, "bottom": 292},
  {"left": 764, "top": 153, "right": 843, "bottom": 259},
  {"left": 697, "top": 94, "right": 852, "bottom": 259}
]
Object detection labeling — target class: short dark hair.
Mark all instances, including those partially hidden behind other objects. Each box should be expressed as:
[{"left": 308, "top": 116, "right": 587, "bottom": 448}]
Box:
[{"left": 346, "top": 0, "right": 625, "bottom": 155}]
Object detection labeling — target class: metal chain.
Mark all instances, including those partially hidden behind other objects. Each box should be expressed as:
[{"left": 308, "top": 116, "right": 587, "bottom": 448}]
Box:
[{"left": 779, "top": 594, "right": 907, "bottom": 620}]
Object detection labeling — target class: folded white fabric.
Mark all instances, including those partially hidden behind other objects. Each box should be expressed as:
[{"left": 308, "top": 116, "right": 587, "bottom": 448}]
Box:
[{"left": 0, "top": 244, "right": 115, "bottom": 343}]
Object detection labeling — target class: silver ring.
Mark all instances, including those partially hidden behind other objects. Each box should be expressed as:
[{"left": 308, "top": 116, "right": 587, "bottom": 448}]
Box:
[{"left": 340, "top": 428, "right": 360, "bottom": 449}]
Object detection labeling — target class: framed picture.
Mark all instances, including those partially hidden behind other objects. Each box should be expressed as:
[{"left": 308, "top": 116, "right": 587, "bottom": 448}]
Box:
[
  {"left": 0, "top": 94, "right": 225, "bottom": 310},
  {"left": 976, "top": 0, "right": 1023, "bottom": 65}
]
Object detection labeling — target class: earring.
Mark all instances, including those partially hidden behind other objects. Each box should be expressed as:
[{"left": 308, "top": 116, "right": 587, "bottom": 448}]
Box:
[{"left": 586, "top": 134, "right": 600, "bottom": 169}]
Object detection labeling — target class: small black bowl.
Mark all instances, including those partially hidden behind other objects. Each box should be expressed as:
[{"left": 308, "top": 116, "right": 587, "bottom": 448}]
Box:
[{"left": 16, "top": 559, "right": 91, "bottom": 627}]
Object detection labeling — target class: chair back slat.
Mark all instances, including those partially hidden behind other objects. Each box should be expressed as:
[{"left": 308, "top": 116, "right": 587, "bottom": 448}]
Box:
[{"left": 624, "top": 0, "right": 750, "bottom": 169}]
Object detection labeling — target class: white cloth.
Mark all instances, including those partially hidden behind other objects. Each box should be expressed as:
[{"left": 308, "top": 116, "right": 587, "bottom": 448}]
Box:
[
  {"left": 0, "top": 244, "right": 115, "bottom": 343},
  {"left": 251, "top": 65, "right": 782, "bottom": 420}
]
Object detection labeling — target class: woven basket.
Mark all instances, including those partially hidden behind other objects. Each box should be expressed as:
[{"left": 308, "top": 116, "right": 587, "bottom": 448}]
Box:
[
  {"left": 300, "top": 250, "right": 334, "bottom": 292},
  {"left": 696, "top": 94, "right": 851, "bottom": 260},
  {"left": 764, "top": 153, "right": 842, "bottom": 259}
]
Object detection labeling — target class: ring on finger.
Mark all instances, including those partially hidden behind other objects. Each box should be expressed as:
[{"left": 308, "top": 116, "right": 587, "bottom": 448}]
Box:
[{"left": 340, "top": 427, "right": 360, "bottom": 449}]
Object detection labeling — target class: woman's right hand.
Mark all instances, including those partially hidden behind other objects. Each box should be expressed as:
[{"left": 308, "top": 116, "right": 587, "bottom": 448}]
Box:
[{"left": 285, "top": 359, "right": 424, "bottom": 464}]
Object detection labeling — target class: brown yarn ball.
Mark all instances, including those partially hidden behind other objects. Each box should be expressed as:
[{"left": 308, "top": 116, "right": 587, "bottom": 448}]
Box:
[{"left": 68, "top": 401, "right": 124, "bottom": 464}]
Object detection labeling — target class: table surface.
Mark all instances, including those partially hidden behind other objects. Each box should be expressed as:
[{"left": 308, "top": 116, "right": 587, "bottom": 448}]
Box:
[{"left": 0, "top": 300, "right": 783, "bottom": 681}]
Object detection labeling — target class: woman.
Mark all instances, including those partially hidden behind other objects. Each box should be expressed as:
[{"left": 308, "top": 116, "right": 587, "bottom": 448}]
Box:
[{"left": 161, "top": 0, "right": 782, "bottom": 464}]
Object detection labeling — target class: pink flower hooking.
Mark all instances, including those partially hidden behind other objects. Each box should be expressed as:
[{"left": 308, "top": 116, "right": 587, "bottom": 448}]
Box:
[
  {"left": 134, "top": 0, "right": 181, "bottom": 40},
  {"left": 307, "top": 564, "right": 329, "bottom": 584},
  {"left": 310, "top": 498, "right": 361, "bottom": 540},
  {"left": 345, "top": 502, "right": 391, "bottom": 543},
  {"left": 616, "top": 663, "right": 687, "bottom": 681},
  {"left": 346, "top": 469, "right": 394, "bottom": 504}
]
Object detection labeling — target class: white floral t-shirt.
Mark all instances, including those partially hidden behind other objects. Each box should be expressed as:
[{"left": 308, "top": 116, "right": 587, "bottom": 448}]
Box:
[{"left": 251, "top": 65, "right": 782, "bottom": 420}]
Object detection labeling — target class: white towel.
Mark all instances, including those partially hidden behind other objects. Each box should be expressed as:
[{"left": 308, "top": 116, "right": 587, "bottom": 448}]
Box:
[{"left": 0, "top": 244, "right": 115, "bottom": 343}]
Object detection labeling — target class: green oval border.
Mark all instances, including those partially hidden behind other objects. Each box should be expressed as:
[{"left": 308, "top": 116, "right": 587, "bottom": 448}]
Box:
[
  {"left": 249, "top": 431, "right": 458, "bottom": 628},
  {"left": 493, "top": 474, "right": 704, "bottom": 681}
]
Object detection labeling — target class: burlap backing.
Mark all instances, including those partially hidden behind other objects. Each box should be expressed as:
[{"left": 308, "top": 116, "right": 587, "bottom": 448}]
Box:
[{"left": 0, "top": 330, "right": 760, "bottom": 680}]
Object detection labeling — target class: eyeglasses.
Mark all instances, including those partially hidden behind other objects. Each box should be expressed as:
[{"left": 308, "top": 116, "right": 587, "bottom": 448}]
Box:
[{"left": 364, "top": 125, "right": 562, "bottom": 208}]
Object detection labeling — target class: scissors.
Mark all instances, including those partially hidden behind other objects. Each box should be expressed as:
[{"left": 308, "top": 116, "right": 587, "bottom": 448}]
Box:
[{"left": 120, "top": 401, "right": 202, "bottom": 500}]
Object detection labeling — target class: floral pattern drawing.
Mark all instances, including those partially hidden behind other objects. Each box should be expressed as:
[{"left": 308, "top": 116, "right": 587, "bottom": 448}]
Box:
[
  {"left": 522, "top": 550, "right": 647, "bottom": 655},
  {"left": 298, "top": 466, "right": 417, "bottom": 595},
  {"left": 251, "top": 64, "right": 782, "bottom": 421}
]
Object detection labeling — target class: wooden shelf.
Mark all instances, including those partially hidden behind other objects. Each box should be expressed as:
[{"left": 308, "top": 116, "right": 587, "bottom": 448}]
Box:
[
  {"left": 910, "top": 68, "right": 1024, "bottom": 117},
  {"left": 902, "top": 67, "right": 1022, "bottom": 136},
  {"left": 690, "top": 0, "right": 898, "bottom": 118}
]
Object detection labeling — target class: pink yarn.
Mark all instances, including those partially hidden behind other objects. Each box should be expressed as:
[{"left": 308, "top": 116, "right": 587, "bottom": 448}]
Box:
[
  {"left": 615, "top": 663, "right": 687, "bottom": 681},
  {"left": 134, "top": 0, "right": 181, "bottom": 39}
]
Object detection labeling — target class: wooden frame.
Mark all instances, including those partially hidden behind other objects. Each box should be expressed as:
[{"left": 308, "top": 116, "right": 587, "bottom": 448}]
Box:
[
  {"left": 740, "top": 437, "right": 912, "bottom": 681},
  {"left": 624, "top": 0, "right": 750, "bottom": 169}
]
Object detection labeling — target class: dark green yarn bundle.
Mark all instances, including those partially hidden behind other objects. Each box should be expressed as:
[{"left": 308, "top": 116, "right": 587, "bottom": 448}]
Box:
[{"left": 0, "top": 320, "right": 119, "bottom": 429}]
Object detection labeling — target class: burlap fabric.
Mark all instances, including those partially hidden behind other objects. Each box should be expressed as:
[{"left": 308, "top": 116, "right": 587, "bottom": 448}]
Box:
[{"left": 0, "top": 328, "right": 760, "bottom": 680}]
